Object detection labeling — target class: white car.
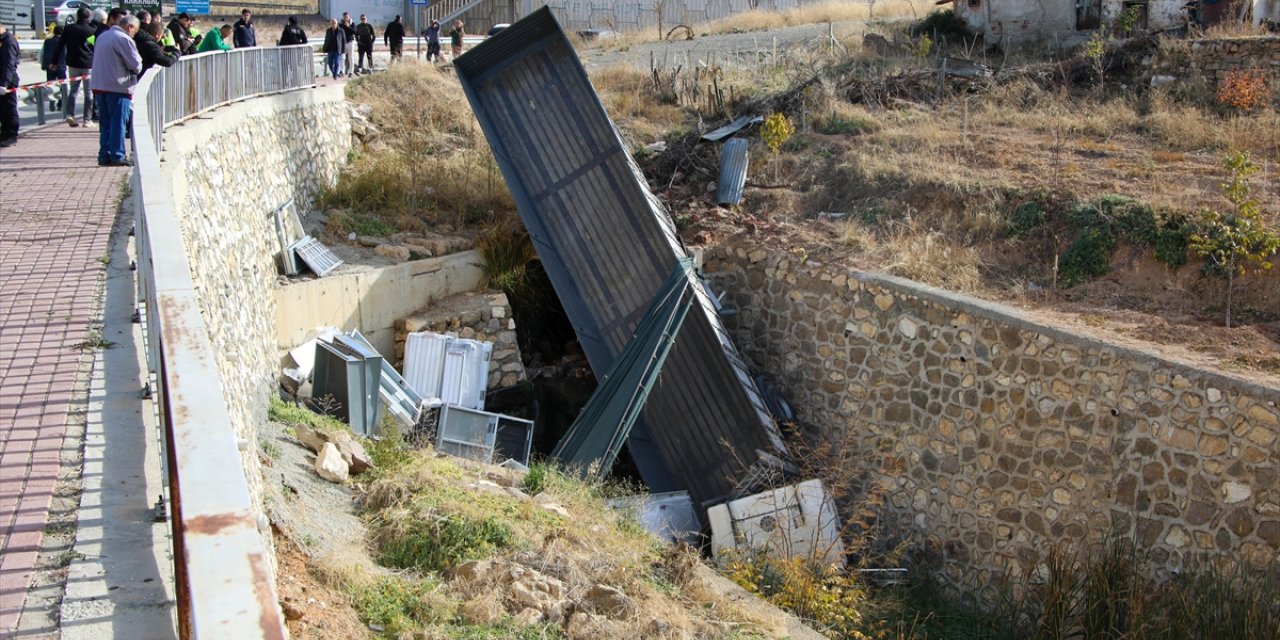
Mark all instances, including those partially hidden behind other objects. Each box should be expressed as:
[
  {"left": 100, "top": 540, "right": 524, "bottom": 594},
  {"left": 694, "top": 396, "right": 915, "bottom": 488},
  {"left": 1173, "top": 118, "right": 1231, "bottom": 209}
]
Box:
[{"left": 41, "top": 0, "right": 103, "bottom": 28}]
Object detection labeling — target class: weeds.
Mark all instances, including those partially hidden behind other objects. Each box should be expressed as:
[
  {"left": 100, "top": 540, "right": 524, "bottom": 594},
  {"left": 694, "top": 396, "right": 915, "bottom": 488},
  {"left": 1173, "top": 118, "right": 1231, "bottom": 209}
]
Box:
[
  {"left": 377, "top": 511, "right": 514, "bottom": 573},
  {"left": 73, "top": 328, "right": 116, "bottom": 350}
]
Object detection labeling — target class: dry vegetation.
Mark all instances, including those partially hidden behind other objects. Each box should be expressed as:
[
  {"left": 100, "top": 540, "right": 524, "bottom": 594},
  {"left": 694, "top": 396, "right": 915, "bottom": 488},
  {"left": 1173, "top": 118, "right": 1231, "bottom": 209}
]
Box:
[
  {"left": 265, "top": 399, "right": 799, "bottom": 639},
  {"left": 328, "top": 14, "right": 1280, "bottom": 376}
]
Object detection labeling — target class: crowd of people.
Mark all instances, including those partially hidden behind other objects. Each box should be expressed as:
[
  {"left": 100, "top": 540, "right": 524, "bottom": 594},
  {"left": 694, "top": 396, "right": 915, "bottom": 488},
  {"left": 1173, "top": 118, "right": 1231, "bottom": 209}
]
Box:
[{"left": 0, "top": 9, "right": 477, "bottom": 155}]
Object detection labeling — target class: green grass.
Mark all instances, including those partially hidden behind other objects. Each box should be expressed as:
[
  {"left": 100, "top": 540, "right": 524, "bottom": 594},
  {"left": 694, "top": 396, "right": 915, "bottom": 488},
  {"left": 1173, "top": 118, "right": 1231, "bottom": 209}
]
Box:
[
  {"left": 350, "top": 575, "right": 451, "bottom": 638},
  {"left": 267, "top": 397, "right": 347, "bottom": 432},
  {"left": 377, "top": 512, "right": 515, "bottom": 573}
]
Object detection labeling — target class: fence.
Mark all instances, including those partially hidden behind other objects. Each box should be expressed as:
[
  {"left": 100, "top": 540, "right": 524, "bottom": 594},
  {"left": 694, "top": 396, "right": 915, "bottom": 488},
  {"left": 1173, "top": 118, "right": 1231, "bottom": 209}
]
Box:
[{"left": 131, "top": 45, "right": 314, "bottom": 640}]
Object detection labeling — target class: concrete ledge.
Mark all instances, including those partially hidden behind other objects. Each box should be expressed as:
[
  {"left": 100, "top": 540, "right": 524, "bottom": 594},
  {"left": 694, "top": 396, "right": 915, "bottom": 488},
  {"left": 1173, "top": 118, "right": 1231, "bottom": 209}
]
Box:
[{"left": 275, "top": 250, "right": 487, "bottom": 358}]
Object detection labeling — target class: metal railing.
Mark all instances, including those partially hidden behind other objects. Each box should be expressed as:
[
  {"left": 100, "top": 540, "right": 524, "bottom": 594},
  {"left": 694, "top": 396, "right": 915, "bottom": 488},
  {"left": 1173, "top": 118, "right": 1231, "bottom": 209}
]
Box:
[{"left": 131, "top": 45, "right": 314, "bottom": 640}]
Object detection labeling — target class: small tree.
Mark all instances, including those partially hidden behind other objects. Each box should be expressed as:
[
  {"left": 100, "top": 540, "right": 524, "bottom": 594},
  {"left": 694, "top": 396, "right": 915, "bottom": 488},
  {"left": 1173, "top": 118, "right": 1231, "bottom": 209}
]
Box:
[
  {"left": 762, "top": 112, "right": 795, "bottom": 182},
  {"left": 1189, "top": 151, "right": 1280, "bottom": 328}
]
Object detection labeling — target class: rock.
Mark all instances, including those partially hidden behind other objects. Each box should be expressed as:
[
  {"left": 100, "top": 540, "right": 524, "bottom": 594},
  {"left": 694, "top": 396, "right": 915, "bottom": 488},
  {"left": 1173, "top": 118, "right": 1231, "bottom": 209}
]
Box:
[
  {"left": 582, "top": 584, "right": 635, "bottom": 618},
  {"left": 374, "top": 244, "right": 411, "bottom": 261},
  {"left": 466, "top": 480, "right": 507, "bottom": 496},
  {"left": 540, "top": 503, "right": 571, "bottom": 519},
  {"left": 280, "top": 599, "right": 304, "bottom": 621},
  {"left": 1223, "top": 481, "right": 1252, "bottom": 504},
  {"left": 355, "top": 235, "right": 386, "bottom": 248},
  {"left": 314, "top": 443, "right": 349, "bottom": 483},
  {"left": 294, "top": 426, "right": 328, "bottom": 453},
  {"left": 505, "top": 486, "right": 530, "bottom": 500},
  {"left": 565, "top": 612, "right": 605, "bottom": 640},
  {"left": 458, "top": 596, "right": 504, "bottom": 625},
  {"left": 452, "top": 559, "right": 494, "bottom": 584},
  {"left": 335, "top": 438, "right": 374, "bottom": 475},
  {"left": 514, "top": 607, "right": 543, "bottom": 626}
]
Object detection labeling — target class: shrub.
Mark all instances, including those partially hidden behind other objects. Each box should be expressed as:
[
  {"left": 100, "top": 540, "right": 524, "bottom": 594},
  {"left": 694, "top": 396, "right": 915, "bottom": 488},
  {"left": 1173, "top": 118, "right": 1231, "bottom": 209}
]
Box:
[
  {"left": 1059, "top": 227, "right": 1116, "bottom": 287},
  {"left": 724, "top": 550, "right": 867, "bottom": 639},
  {"left": 350, "top": 575, "right": 451, "bottom": 637},
  {"left": 377, "top": 512, "right": 514, "bottom": 573},
  {"left": 1216, "top": 69, "right": 1269, "bottom": 113},
  {"left": 1009, "top": 202, "right": 1047, "bottom": 236},
  {"left": 910, "top": 10, "right": 970, "bottom": 42}
]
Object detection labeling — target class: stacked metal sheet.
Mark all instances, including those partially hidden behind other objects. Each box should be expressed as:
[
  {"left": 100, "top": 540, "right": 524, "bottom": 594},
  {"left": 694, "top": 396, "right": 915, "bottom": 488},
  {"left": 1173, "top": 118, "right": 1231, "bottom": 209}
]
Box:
[{"left": 455, "top": 7, "right": 792, "bottom": 509}]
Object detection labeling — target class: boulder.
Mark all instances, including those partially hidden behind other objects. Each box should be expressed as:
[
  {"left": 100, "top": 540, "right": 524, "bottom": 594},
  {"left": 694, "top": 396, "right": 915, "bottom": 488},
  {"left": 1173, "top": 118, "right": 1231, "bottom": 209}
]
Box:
[
  {"left": 514, "top": 607, "right": 543, "bottom": 626},
  {"left": 458, "top": 596, "right": 504, "bottom": 626},
  {"left": 314, "top": 443, "right": 349, "bottom": 483},
  {"left": 334, "top": 438, "right": 374, "bottom": 475},
  {"left": 539, "top": 502, "right": 571, "bottom": 519},
  {"left": 374, "top": 244, "right": 411, "bottom": 261},
  {"left": 582, "top": 584, "right": 635, "bottom": 618}
]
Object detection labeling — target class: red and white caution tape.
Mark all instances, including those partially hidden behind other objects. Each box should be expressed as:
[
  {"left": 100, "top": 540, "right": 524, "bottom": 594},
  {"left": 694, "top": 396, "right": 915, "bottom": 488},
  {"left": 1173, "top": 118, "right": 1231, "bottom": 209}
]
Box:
[{"left": 3, "top": 73, "right": 92, "bottom": 95}]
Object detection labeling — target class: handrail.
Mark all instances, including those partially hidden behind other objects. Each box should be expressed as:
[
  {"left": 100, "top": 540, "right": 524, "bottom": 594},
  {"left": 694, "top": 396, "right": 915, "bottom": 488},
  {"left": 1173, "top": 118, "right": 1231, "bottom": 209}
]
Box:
[{"left": 131, "top": 45, "right": 313, "bottom": 640}]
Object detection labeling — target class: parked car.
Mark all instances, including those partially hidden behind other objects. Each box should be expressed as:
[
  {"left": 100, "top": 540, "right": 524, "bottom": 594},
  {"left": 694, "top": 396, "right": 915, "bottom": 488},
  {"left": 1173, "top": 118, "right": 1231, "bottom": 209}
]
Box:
[{"left": 43, "top": 0, "right": 102, "bottom": 28}]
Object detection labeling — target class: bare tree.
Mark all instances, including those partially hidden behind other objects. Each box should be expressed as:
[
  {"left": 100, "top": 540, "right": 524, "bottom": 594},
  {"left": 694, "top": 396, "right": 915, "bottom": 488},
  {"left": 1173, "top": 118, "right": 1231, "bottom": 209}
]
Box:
[{"left": 653, "top": 0, "right": 668, "bottom": 39}]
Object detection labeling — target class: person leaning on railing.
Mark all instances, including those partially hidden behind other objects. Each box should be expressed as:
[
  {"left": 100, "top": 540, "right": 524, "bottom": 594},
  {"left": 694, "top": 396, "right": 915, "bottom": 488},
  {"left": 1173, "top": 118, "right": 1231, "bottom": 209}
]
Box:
[
  {"left": 167, "top": 13, "right": 198, "bottom": 55},
  {"left": 135, "top": 17, "right": 179, "bottom": 76},
  {"left": 90, "top": 14, "right": 142, "bottom": 167},
  {"left": 198, "top": 24, "right": 233, "bottom": 53}
]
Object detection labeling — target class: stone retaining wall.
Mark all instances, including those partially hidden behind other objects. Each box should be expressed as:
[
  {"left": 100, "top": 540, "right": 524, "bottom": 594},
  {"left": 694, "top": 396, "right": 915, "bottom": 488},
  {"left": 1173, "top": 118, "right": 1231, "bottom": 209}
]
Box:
[
  {"left": 702, "top": 245, "right": 1280, "bottom": 587},
  {"left": 1149, "top": 36, "right": 1280, "bottom": 79},
  {"left": 395, "top": 291, "right": 527, "bottom": 389},
  {"left": 163, "top": 86, "right": 351, "bottom": 552}
]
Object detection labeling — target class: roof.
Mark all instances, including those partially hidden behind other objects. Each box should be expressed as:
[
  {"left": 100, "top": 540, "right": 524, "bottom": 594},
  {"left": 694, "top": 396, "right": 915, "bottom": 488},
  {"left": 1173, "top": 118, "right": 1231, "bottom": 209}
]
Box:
[{"left": 454, "top": 7, "right": 792, "bottom": 509}]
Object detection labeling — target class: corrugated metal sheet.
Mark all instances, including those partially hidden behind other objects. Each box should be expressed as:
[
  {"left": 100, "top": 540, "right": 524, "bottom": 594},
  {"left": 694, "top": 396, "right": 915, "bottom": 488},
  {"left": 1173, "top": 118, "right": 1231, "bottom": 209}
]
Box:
[
  {"left": 702, "top": 115, "right": 763, "bottom": 142},
  {"left": 404, "top": 332, "right": 450, "bottom": 403},
  {"left": 717, "top": 138, "right": 749, "bottom": 206},
  {"left": 455, "top": 7, "right": 791, "bottom": 509}
]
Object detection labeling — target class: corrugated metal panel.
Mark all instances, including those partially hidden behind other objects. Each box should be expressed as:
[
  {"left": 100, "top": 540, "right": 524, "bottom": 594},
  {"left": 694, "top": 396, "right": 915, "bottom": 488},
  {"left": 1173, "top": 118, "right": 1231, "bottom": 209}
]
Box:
[
  {"left": 404, "top": 332, "right": 451, "bottom": 402},
  {"left": 702, "top": 115, "right": 763, "bottom": 142},
  {"left": 717, "top": 138, "right": 749, "bottom": 206},
  {"left": 455, "top": 7, "right": 791, "bottom": 509}
]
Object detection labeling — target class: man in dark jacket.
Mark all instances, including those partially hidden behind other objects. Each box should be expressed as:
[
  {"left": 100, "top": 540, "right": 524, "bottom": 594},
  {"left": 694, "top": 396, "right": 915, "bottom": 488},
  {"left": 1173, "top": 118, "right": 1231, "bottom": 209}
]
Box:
[
  {"left": 383, "top": 15, "right": 404, "bottom": 62},
  {"left": 41, "top": 24, "right": 67, "bottom": 112},
  {"left": 354, "top": 15, "right": 375, "bottom": 73},
  {"left": 53, "top": 7, "right": 95, "bottom": 126},
  {"left": 0, "top": 23, "right": 18, "bottom": 147},
  {"left": 233, "top": 9, "right": 256, "bottom": 48},
  {"left": 278, "top": 16, "right": 307, "bottom": 46},
  {"left": 322, "top": 18, "right": 345, "bottom": 80},
  {"left": 167, "top": 13, "right": 197, "bottom": 55},
  {"left": 135, "top": 19, "right": 179, "bottom": 76}
]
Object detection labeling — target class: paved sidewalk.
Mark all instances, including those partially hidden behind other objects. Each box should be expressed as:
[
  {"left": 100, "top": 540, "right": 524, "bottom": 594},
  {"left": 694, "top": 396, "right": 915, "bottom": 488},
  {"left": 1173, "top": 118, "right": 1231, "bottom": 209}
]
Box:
[{"left": 0, "top": 126, "right": 128, "bottom": 635}]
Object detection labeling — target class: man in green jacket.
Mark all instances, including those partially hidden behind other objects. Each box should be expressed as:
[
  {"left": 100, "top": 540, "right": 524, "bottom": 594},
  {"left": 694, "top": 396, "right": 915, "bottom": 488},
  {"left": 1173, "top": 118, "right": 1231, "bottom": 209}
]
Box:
[{"left": 197, "top": 24, "right": 233, "bottom": 52}]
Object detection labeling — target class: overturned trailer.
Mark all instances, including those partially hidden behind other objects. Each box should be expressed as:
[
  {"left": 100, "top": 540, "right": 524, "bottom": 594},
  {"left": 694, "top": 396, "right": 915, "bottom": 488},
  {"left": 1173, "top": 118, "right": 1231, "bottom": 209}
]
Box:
[{"left": 454, "top": 8, "right": 793, "bottom": 511}]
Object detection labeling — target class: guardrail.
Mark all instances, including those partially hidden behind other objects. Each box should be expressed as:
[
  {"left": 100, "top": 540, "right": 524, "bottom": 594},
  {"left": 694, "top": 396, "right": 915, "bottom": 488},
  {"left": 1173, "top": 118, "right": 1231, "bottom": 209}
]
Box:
[{"left": 131, "top": 45, "right": 313, "bottom": 640}]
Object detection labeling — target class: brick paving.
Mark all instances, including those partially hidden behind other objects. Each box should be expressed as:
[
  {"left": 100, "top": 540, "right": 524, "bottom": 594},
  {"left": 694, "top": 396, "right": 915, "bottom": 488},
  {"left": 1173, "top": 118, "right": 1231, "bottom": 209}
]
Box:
[{"left": 0, "top": 126, "right": 128, "bottom": 635}]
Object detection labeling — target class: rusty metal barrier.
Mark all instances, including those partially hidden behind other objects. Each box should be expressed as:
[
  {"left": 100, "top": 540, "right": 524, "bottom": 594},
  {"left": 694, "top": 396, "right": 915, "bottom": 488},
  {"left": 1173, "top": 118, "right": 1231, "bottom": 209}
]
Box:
[{"left": 131, "top": 45, "right": 314, "bottom": 640}]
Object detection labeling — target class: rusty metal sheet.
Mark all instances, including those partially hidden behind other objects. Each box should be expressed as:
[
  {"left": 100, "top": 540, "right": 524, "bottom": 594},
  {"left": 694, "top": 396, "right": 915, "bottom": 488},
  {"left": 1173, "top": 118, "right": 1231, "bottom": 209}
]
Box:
[
  {"left": 716, "top": 138, "right": 749, "bottom": 206},
  {"left": 454, "top": 7, "right": 791, "bottom": 509}
]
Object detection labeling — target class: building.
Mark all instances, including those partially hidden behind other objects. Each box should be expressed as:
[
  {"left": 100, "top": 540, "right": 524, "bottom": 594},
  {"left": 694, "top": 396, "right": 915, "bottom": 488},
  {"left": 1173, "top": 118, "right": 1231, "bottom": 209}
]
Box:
[{"left": 948, "top": 0, "right": 1255, "bottom": 45}]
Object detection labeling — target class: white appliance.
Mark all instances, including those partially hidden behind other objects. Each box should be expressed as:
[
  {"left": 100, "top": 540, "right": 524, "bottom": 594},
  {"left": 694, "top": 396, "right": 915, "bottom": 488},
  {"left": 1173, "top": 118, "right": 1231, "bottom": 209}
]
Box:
[{"left": 707, "top": 479, "right": 845, "bottom": 567}]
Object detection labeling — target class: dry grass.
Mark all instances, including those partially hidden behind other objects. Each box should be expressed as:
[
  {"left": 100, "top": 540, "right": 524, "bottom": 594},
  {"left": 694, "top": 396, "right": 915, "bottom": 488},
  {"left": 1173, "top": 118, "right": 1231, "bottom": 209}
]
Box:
[
  {"left": 835, "top": 219, "right": 987, "bottom": 292},
  {"left": 330, "top": 62, "right": 514, "bottom": 228},
  {"left": 354, "top": 450, "right": 784, "bottom": 639},
  {"left": 589, "top": 65, "right": 689, "bottom": 144},
  {"left": 701, "top": 0, "right": 936, "bottom": 36},
  {"left": 1196, "top": 20, "right": 1277, "bottom": 40}
]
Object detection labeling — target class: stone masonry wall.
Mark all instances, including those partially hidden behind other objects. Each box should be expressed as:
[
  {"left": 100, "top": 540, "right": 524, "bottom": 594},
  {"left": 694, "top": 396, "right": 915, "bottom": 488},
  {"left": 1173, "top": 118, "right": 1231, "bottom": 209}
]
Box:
[
  {"left": 702, "top": 245, "right": 1280, "bottom": 588},
  {"left": 163, "top": 86, "right": 351, "bottom": 556},
  {"left": 1149, "top": 36, "right": 1280, "bottom": 80},
  {"left": 394, "top": 291, "right": 527, "bottom": 389}
]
